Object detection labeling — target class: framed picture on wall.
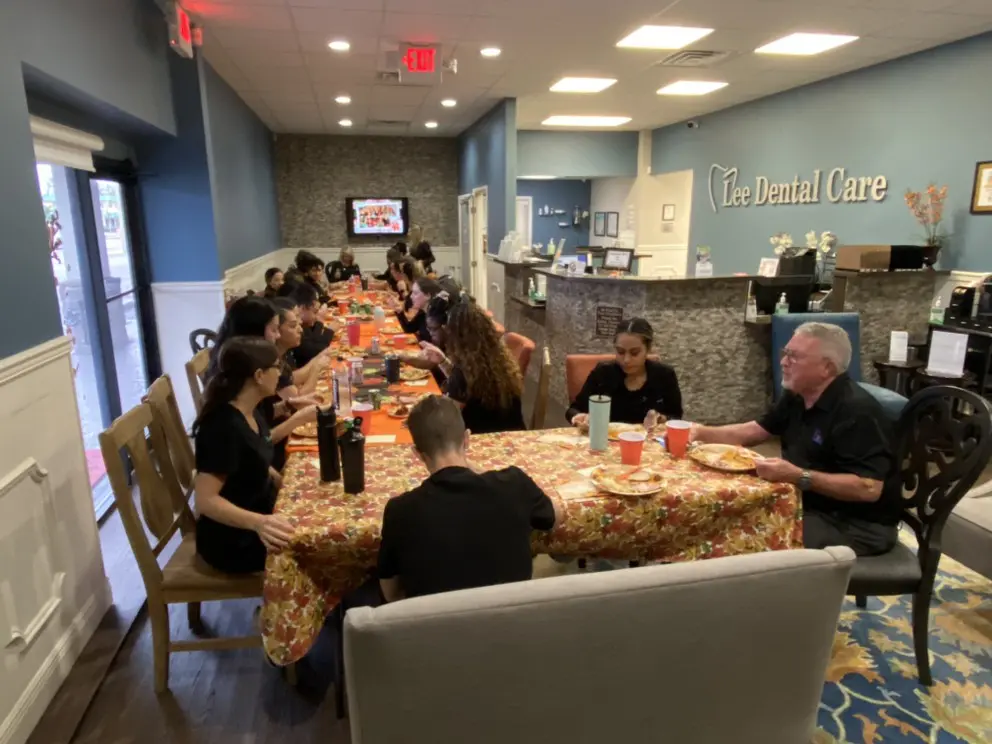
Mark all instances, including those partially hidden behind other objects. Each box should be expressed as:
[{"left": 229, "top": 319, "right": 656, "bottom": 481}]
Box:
[
  {"left": 662, "top": 204, "right": 676, "bottom": 222},
  {"left": 593, "top": 212, "right": 606, "bottom": 236},
  {"left": 971, "top": 161, "right": 992, "bottom": 214},
  {"left": 606, "top": 212, "right": 619, "bottom": 238}
]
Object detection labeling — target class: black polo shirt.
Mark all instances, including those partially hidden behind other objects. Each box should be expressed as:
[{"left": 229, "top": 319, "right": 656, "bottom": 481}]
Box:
[
  {"left": 378, "top": 466, "right": 555, "bottom": 599},
  {"left": 758, "top": 374, "right": 901, "bottom": 525}
]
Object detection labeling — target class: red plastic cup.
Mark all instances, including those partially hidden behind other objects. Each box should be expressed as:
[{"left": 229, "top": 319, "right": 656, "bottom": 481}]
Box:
[
  {"left": 666, "top": 420, "right": 691, "bottom": 459},
  {"left": 618, "top": 432, "right": 646, "bottom": 466},
  {"left": 352, "top": 402, "right": 373, "bottom": 434},
  {"left": 347, "top": 320, "right": 361, "bottom": 347},
  {"left": 338, "top": 299, "right": 349, "bottom": 315}
]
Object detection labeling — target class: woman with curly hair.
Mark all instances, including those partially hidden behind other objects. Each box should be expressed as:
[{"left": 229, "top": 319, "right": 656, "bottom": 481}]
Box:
[{"left": 432, "top": 300, "right": 525, "bottom": 434}]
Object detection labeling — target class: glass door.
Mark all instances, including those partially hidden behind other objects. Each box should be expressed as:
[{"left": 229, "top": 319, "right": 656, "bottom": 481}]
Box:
[{"left": 34, "top": 162, "right": 159, "bottom": 519}]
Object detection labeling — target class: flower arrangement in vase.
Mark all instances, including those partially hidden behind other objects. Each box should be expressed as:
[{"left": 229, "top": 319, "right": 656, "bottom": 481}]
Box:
[{"left": 904, "top": 184, "right": 948, "bottom": 267}]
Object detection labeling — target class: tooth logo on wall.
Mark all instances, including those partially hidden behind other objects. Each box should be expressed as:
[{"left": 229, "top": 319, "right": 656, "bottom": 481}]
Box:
[{"left": 708, "top": 163, "right": 888, "bottom": 213}]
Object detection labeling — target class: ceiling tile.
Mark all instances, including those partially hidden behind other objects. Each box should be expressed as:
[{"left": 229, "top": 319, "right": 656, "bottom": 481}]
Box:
[
  {"left": 289, "top": 0, "right": 385, "bottom": 8},
  {"left": 942, "top": 0, "right": 992, "bottom": 14},
  {"left": 211, "top": 28, "right": 301, "bottom": 52},
  {"left": 185, "top": 3, "right": 294, "bottom": 32},
  {"left": 371, "top": 85, "right": 431, "bottom": 106},
  {"left": 380, "top": 12, "right": 473, "bottom": 42},
  {"left": 875, "top": 13, "right": 992, "bottom": 38},
  {"left": 227, "top": 50, "right": 306, "bottom": 71},
  {"left": 297, "top": 32, "right": 380, "bottom": 54},
  {"left": 288, "top": 7, "right": 384, "bottom": 35}
]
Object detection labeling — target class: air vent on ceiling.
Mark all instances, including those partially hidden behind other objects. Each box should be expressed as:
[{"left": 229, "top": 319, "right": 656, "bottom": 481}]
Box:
[
  {"left": 657, "top": 50, "right": 731, "bottom": 67},
  {"left": 376, "top": 71, "right": 401, "bottom": 83}
]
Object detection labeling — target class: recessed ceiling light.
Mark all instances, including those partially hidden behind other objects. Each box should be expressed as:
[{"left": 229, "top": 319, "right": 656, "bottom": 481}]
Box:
[
  {"left": 328, "top": 40, "right": 350, "bottom": 52},
  {"left": 550, "top": 77, "right": 617, "bottom": 93},
  {"left": 616, "top": 25, "right": 713, "bottom": 50},
  {"left": 480, "top": 47, "right": 502, "bottom": 58},
  {"left": 756, "top": 32, "right": 859, "bottom": 56},
  {"left": 657, "top": 80, "right": 728, "bottom": 96},
  {"left": 520, "top": 175, "right": 556, "bottom": 180},
  {"left": 338, "top": 119, "right": 352, "bottom": 127},
  {"left": 542, "top": 115, "right": 631, "bottom": 127},
  {"left": 425, "top": 121, "right": 439, "bottom": 129},
  {"left": 441, "top": 98, "right": 457, "bottom": 108},
  {"left": 335, "top": 95, "right": 351, "bottom": 105}
]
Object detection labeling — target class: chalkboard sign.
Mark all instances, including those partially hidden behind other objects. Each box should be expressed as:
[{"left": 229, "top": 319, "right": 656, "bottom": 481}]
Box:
[{"left": 595, "top": 305, "right": 624, "bottom": 339}]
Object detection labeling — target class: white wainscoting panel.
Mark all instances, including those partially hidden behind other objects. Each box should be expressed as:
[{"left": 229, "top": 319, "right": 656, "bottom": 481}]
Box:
[
  {"left": 637, "top": 244, "right": 689, "bottom": 278},
  {"left": 223, "top": 250, "right": 287, "bottom": 298},
  {"left": 0, "top": 337, "right": 110, "bottom": 744},
  {"left": 151, "top": 282, "right": 226, "bottom": 426}
]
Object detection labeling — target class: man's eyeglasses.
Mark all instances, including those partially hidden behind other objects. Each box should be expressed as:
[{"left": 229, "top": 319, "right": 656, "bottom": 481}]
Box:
[{"left": 780, "top": 348, "right": 810, "bottom": 362}]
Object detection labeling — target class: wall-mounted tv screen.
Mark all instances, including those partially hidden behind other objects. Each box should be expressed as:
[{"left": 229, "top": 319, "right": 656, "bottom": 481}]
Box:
[{"left": 345, "top": 197, "right": 409, "bottom": 237}]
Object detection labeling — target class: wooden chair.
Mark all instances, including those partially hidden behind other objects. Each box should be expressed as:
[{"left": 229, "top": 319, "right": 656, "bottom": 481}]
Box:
[
  {"left": 189, "top": 328, "right": 217, "bottom": 355},
  {"left": 504, "top": 332, "right": 536, "bottom": 377},
  {"left": 565, "top": 354, "right": 613, "bottom": 404},
  {"left": 99, "top": 403, "right": 264, "bottom": 692},
  {"left": 185, "top": 349, "right": 210, "bottom": 415},
  {"left": 144, "top": 375, "right": 195, "bottom": 495},
  {"left": 530, "top": 347, "right": 551, "bottom": 430},
  {"left": 849, "top": 386, "right": 992, "bottom": 686}
]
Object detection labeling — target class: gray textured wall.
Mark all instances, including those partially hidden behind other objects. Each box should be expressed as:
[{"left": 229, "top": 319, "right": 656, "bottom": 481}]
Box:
[{"left": 275, "top": 135, "right": 459, "bottom": 248}]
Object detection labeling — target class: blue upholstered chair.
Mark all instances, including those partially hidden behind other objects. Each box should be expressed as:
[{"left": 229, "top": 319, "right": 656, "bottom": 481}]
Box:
[
  {"left": 859, "top": 383, "right": 908, "bottom": 421},
  {"left": 770, "top": 312, "right": 862, "bottom": 399}
]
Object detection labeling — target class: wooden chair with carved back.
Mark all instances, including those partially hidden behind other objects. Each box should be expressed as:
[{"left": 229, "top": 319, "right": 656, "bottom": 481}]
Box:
[
  {"left": 848, "top": 385, "right": 992, "bottom": 686},
  {"left": 99, "top": 402, "right": 264, "bottom": 692},
  {"left": 144, "top": 375, "right": 195, "bottom": 495},
  {"left": 185, "top": 349, "right": 211, "bottom": 416}
]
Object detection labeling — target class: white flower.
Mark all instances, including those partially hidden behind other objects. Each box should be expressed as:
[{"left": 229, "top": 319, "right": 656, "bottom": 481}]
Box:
[
  {"left": 805, "top": 230, "right": 817, "bottom": 248},
  {"left": 774, "top": 245, "right": 785, "bottom": 256}
]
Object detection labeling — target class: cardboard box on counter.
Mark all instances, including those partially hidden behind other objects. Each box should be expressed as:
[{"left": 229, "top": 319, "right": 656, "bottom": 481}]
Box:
[{"left": 835, "top": 245, "right": 926, "bottom": 271}]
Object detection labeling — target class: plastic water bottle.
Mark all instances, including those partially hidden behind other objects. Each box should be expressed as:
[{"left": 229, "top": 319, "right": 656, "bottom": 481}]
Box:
[{"left": 774, "top": 292, "right": 790, "bottom": 316}]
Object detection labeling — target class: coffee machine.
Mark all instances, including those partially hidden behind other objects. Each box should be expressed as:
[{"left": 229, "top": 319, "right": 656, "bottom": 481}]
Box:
[
  {"left": 976, "top": 275, "right": 992, "bottom": 328},
  {"left": 947, "top": 285, "right": 976, "bottom": 324},
  {"left": 948, "top": 275, "right": 992, "bottom": 329}
]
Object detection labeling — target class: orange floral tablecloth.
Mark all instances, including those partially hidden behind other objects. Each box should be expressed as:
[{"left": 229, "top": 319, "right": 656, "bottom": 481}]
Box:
[{"left": 260, "top": 429, "right": 802, "bottom": 664}]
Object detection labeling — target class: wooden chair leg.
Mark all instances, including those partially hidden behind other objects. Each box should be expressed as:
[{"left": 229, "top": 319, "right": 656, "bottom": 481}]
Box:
[
  {"left": 855, "top": 595, "right": 867, "bottom": 608},
  {"left": 187, "top": 602, "right": 204, "bottom": 634},
  {"left": 149, "top": 601, "right": 171, "bottom": 693},
  {"left": 912, "top": 588, "right": 934, "bottom": 686}
]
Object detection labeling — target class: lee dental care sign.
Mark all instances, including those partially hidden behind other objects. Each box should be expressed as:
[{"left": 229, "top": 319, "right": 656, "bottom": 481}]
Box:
[{"left": 708, "top": 164, "right": 888, "bottom": 212}]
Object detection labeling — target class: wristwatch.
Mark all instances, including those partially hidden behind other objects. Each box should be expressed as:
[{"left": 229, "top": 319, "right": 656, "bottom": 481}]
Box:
[{"left": 797, "top": 470, "right": 812, "bottom": 491}]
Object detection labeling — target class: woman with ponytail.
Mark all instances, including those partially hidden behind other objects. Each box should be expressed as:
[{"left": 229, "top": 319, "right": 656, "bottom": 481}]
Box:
[{"left": 192, "top": 337, "right": 317, "bottom": 573}]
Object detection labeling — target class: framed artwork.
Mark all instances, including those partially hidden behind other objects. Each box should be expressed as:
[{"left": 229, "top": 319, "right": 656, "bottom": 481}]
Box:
[
  {"left": 593, "top": 212, "right": 606, "bottom": 236},
  {"left": 662, "top": 204, "right": 676, "bottom": 222},
  {"left": 971, "top": 161, "right": 992, "bottom": 214},
  {"left": 606, "top": 211, "right": 620, "bottom": 238},
  {"left": 603, "top": 248, "right": 634, "bottom": 272},
  {"left": 757, "top": 257, "right": 779, "bottom": 278}
]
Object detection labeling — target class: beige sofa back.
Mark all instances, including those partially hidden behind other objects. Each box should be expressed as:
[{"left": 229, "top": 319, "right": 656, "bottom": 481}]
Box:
[{"left": 344, "top": 547, "right": 854, "bottom": 744}]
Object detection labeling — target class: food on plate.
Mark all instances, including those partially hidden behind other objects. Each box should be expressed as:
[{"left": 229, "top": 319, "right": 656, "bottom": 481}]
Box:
[
  {"left": 607, "top": 422, "right": 645, "bottom": 441},
  {"left": 589, "top": 465, "right": 664, "bottom": 496},
  {"left": 386, "top": 403, "right": 411, "bottom": 419},
  {"left": 399, "top": 367, "right": 431, "bottom": 381},
  {"left": 689, "top": 444, "right": 760, "bottom": 472},
  {"left": 294, "top": 421, "right": 319, "bottom": 439},
  {"left": 334, "top": 347, "right": 367, "bottom": 359}
]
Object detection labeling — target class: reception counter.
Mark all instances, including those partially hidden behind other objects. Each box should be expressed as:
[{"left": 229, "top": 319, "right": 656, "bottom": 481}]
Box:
[{"left": 498, "top": 267, "right": 943, "bottom": 426}]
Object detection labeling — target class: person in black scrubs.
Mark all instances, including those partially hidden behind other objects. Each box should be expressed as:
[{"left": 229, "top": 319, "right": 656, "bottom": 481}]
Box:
[
  {"left": 207, "top": 296, "right": 282, "bottom": 381},
  {"left": 325, "top": 246, "right": 362, "bottom": 285},
  {"left": 410, "top": 241, "right": 436, "bottom": 276},
  {"left": 192, "top": 337, "right": 318, "bottom": 573},
  {"left": 294, "top": 249, "right": 330, "bottom": 304},
  {"left": 262, "top": 267, "right": 283, "bottom": 299},
  {"left": 692, "top": 322, "right": 900, "bottom": 556},
  {"left": 289, "top": 281, "right": 335, "bottom": 366},
  {"left": 397, "top": 276, "right": 442, "bottom": 341},
  {"left": 437, "top": 300, "right": 526, "bottom": 434},
  {"left": 567, "top": 318, "right": 683, "bottom": 429}
]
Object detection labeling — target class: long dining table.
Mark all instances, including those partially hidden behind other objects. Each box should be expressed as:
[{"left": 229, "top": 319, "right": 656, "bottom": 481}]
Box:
[{"left": 259, "top": 291, "right": 803, "bottom": 665}]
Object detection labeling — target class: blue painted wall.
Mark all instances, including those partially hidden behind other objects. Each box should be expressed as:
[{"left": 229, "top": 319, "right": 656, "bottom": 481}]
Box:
[
  {"left": 516, "top": 179, "right": 591, "bottom": 251},
  {"left": 200, "top": 61, "right": 281, "bottom": 273},
  {"left": 518, "top": 131, "right": 638, "bottom": 178},
  {"left": 136, "top": 55, "right": 220, "bottom": 284},
  {"left": 458, "top": 99, "right": 517, "bottom": 251},
  {"left": 0, "top": 0, "right": 176, "bottom": 356},
  {"left": 653, "top": 32, "right": 992, "bottom": 275}
]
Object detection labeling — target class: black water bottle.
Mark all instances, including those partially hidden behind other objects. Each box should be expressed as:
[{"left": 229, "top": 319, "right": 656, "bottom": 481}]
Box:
[
  {"left": 340, "top": 419, "right": 366, "bottom": 494},
  {"left": 317, "top": 406, "right": 340, "bottom": 482}
]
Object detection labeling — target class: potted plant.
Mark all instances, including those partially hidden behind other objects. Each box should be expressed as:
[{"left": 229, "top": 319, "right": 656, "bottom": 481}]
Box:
[{"left": 904, "top": 184, "right": 948, "bottom": 268}]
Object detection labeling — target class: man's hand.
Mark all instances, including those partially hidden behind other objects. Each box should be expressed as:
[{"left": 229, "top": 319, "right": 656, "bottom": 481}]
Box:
[{"left": 755, "top": 457, "right": 802, "bottom": 485}]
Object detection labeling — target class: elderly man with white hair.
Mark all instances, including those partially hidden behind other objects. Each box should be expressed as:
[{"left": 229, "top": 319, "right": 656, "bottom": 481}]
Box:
[{"left": 692, "top": 322, "right": 900, "bottom": 556}]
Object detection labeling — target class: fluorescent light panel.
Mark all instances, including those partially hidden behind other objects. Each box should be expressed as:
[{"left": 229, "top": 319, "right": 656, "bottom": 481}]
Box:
[
  {"left": 756, "top": 32, "right": 859, "bottom": 56},
  {"left": 550, "top": 77, "right": 617, "bottom": 93},
  {"left": 480, "top": 47, "right": 501, "bottom": 57},
  {"left": 334, "top": 95, "right": 351, "bottom": 104},
  {"left": 441, "top": 98, "right": 457, "bottom": 107},
  {"left": 542, "top": 115, "right": 631, "bottom": 127},
  {"left": 616, "top": 25, "right": 713, "bottom": 50},
  {"left": 657, "top": 80, "right": 728, "bottom": 96},
  {"left": 328, "top": 40, "right": 350, "bottom": 52},
  {"left": 425, "top": 121, "right": 438, "bottom": 129},
  {"left": 339, "top": 119, "right": 352, "bottom": 127}
]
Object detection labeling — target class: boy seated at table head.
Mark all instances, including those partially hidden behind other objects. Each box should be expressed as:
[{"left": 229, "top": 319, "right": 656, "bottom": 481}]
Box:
[{"left": 378, "top": 395, "right": 560, "bottom": 603}]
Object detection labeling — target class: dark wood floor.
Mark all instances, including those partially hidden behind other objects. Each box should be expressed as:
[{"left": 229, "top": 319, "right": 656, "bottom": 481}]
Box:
[{"left": 54, "top": 376, "right": 568, "bottom": 744}]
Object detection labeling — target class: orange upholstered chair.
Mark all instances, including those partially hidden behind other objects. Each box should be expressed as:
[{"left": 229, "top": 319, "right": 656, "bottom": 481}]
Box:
[
  {"left": 504, "top": 333, "right": 537, "bottom": 377},
  {"left": 565, "top": 354, "right": 613, "bottom": 404}
]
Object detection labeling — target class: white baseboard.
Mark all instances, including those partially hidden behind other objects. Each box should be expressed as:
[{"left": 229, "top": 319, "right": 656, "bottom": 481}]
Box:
[{"left": 0, "top": 587, "right": 110, "bottom": 744}]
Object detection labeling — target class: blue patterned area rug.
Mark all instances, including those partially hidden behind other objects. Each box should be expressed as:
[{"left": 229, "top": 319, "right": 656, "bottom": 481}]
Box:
[{"left": 815, "top": 545, "right": 992, "bottom": 743}]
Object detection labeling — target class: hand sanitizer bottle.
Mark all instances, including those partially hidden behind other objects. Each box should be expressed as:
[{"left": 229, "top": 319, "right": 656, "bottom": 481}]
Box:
[
  {"left": 746, "top": 295, "right": 758, "bottom": 322},
  {"left": 528, "top": 277, "right": 536, "bottom": 299},
  {"left": 775, "top": 292, "right": 790, "bottom": 316},
  {"left": 929, "top": 295, "right": 945, "bottom": 325}
]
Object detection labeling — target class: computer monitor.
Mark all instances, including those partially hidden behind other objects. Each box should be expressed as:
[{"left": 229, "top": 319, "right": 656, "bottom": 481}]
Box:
[{"left": 752, "top": 276, "right": 814, "bottom": 315}]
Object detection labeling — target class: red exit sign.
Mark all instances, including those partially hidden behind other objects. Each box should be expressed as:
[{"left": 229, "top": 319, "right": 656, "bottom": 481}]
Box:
[
  {"left": 402, "top": 47, "right": 436, "bottom": 74},
  {"left": 169, "top": 3, "right": 194, "bottom": 59}
]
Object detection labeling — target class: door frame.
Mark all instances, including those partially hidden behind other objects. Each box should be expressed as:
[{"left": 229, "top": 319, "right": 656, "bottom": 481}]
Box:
[
  {"left": 515, "top": 195, "right": 533, "bottom": 252},
  {"left": 471, "top": 186, "right": 488, "bottom": 309},
  {"left": 457, "top": 193, "right": 472, "bottom": 290}
]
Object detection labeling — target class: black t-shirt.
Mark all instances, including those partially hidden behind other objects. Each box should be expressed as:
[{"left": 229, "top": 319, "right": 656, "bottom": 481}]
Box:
[
  {"left": 296, "top": 321, "right": 334, "bottom": 367},
  {"left": 194, "top": 405, "right": 277, "bottom": 573},
  {"left": 306, "top": 276, "right": 330, "bottom": 305},
  {"left": 447, "top": 366, "right": 526, "bottom": 434},
  {"left": 378, "top": 466, "right": 555, "bottom": 599},
  {"left": 566, "top": 360, "right": 683, "bottom": 424},
  {"left": 398, "top": 306, "right": 429, "bottom": 342},
  {"left": 758, "top": 374, "right": 900, "bottom": 524},
  {"left": 326, "top": 261, "right": 362, "bottom": 283}
]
